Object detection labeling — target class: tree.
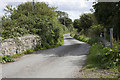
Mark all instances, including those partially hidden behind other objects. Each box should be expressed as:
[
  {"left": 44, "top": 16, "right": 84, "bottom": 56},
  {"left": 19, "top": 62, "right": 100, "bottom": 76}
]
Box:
[
  {"left": 73, "top": 19, "right": 81, "bottom": 32},
  {"left": 56, "top": 11, "right": 68, "bottom": 19},
  {"left": 73, "top": 14, "right": 93, "bottom": 33},
  {"left": 80, "top": 14, "right": 93, "bottom": 30},
  {"left": 56, "top": 11, "right": 74, "bottom": 32},
  {"left": 73, "top": 19, "right": 80, "bottom": 29},
  {"left": 2, "top": 2, "right": 68, "bottom": 47},
  {"left": 93, "top": 2, "right": 120, "bottom": 40},
  {"left": 59, "top": 17, "right": 72, "bottom": 26}
]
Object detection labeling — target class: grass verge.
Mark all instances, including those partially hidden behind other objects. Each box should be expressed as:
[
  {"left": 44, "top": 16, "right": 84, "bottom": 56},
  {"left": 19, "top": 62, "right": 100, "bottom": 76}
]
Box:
[
  {"left": 71, "top": 33, "right": 119, "bottom": 78},
  {"left": 71, "top": 34, "right": 98, "bottom": 45}
]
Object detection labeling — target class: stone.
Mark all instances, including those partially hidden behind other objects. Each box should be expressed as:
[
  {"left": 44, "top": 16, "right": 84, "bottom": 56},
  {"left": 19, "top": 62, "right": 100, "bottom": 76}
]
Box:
[{"left": 0, "top": 35, "right": 41, "bottom": 56}]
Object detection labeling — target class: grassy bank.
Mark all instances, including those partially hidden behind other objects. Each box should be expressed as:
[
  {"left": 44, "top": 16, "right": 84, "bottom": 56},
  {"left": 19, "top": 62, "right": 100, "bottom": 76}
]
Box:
[
  {"left": 86, "top": 43, "right": 119, "bottom": 78},
  {"left": 71, "top": 34, "right": 98, "bottom": 45},
  {"left": 71, "top": 33, "right": 119, "bottom": 78}
]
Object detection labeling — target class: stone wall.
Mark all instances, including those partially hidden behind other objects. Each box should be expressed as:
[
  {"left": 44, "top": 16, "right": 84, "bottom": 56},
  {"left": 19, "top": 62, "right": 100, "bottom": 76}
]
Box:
[{"left": 0, "top": 35, "right": 41, "bottom": 56}]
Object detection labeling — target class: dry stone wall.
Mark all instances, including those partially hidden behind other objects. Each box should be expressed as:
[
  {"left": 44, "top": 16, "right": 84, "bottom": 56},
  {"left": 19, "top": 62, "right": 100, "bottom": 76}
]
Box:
[{"left": 0, "top": 35, "right": 41, "bottom": 56}]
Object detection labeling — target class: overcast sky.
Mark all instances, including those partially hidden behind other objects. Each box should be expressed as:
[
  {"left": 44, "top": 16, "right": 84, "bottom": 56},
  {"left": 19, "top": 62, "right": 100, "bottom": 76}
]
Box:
[{"left": 0, "top": 0, "right": 96, "bottom": 20}]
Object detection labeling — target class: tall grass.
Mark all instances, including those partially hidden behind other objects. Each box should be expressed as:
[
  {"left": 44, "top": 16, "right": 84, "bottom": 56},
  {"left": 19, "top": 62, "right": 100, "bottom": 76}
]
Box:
[
  {"left": 86, "top": 43, "right": 106, "bottom": 68},
  {"left": 71, "top": 34, "right": 99, "bottom": 45}
]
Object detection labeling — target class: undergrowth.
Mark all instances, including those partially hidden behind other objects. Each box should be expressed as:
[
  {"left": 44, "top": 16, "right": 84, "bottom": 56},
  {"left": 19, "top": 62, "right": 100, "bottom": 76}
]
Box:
[
  {"left": 71, "top": 34, "right": 98, "bottom": 45},
  {"left": 71, "top": 33, "right": 119, "bottom": 78}
]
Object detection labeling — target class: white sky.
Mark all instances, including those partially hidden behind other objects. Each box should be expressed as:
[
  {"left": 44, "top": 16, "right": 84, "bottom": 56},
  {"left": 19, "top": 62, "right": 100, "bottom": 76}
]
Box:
[{"left": 0, "top": 0, "right": 96, "bottom": 20}]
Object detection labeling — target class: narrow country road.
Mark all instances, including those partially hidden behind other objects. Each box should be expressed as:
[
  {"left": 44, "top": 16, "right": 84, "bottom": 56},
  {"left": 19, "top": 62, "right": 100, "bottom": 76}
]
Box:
[{"left": 2, "top": 34, "right": 90, "bottom": 78}]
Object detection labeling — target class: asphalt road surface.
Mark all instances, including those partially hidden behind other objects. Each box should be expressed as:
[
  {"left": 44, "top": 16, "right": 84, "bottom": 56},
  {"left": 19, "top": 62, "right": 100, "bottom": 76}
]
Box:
[{"left": 2, "top": 34, "right": 90, "bottom": 78}]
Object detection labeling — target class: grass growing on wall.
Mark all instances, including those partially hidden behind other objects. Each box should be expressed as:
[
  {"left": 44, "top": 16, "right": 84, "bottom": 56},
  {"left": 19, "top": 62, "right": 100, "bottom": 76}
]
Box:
[{"left": 1, "top": 49, "right": 35, "bottom": 64}]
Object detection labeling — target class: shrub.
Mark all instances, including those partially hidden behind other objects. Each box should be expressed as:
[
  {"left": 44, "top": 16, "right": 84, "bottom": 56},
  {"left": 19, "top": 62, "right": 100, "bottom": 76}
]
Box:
[
  {"left": 104, "top": 42, "right": 120, "bottom": 67},
  {"left": 87, "top": 43, "right": 105, "bottom": 68},
  {"left": 73, "top": 34, "right": 98, "bottom": 45},
  {"left": 88, "top": 37, "right": 99, "bottom": 45},
  {"left": 87, "top": 42, "right": 120, "bottom": 69},
  {"left": 70, "top": 34, "right": 75, "bottom": 37},
  {"left": 87, "top": 25, "right": 104, "bottom": 37},
  {"left": 2, "top": 2, "right": 66, "bottom": 49},
  {"left": 24, "top": 49, "right": 34, "bottom": 54},
  {"left": 0, "top": 56, "right": 2, "bottom": 62},
  {"left": 2, "top": 55, "right": 15, "bottom": 63},
  {"left": 118, "top": 72, "right": 120, "bottom": 78},
  {"left": 43, "top": 42, "right": 51, "bottom": 49},
  {"left": 34, "top": 44, "right": 42, "bottom": 51}
]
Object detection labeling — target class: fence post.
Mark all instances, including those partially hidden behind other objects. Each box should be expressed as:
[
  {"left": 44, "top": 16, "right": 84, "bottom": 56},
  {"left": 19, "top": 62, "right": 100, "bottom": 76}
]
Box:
[
  {"left": 100, "top": 33, "right": 102, "bottom": 42},
  {"left": 33, "top": 0, "right": 35, "bottom": 11},
  {"left": 104, "top": 28, "right": 106, "bottom": 41},
  {"left": 110, "top": 28, "right": 113, "bottom": 49}
]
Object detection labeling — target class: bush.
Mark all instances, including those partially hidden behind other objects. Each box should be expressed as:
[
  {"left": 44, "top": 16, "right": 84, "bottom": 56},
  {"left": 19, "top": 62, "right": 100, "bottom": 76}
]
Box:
[
  {"left": 87, "top": 43, "right": 105, "bottom": 68},
  {"left": 87, "top": 42, "right": 120, "bottom": 69},
  {"left": 0, "top": 56, "right": 2, "bottom": 62},
  {"left": 1, "top": 49, "right": 35, "bottom": 64},
  {"left": 88, "top": 37, "right": 99, "bottom": 45},
  {"left": 70, "top": 34, "right": 75, "bottom": 37},
  {"left": 88, "top": 25, "right": 104, "bottom": 37},
  {"left": 73, "top": 34, "right": 99, "bottom": 45},
  {"left": 2, "top": 55, "right": 15, "bottom": 63},
  {"left": 104, "top": 42, "right": 120, "bottom": 67},
  {"left": 118, "top": 73, "right": 120, "bottom": 78},
  {"left": 24, "top": 49, "right": 34, "bottom": 54},
  {"left": 2, "top": 2, "right": 66, "bottom": 49},
  {"left": 34, "top": 44, "right": 42, "bottom": 51}
]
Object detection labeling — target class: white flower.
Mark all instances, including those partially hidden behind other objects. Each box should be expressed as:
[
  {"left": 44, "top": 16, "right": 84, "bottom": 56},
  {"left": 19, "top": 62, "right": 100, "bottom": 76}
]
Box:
[
  {"left": 110, "top": 49, "right": 112, "bottom": 52},
  {"left": 116, "top": 59, "right": 118, "bottom": 62}
]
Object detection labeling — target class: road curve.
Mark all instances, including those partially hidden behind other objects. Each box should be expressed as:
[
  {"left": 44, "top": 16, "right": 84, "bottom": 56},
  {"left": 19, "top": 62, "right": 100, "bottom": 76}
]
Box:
[{"left": 2, "top": 34, "right": 90, "bottom": 78}]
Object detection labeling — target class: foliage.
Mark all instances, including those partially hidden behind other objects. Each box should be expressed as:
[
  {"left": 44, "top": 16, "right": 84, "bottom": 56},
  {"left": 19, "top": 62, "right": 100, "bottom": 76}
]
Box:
[
  {"left": 86, "top": 43, "right": 105, "bottom": 68},
  {"left": 93, "top": 2, "right": 120, "bottom": 40},
  {"left": 80, "top": 14, "right": 93, "bottom": 30},
  {"left": 87, "top": 25, "right": 104, "bottom": 37},
  {"left": 1, "top": 2, "right": 67, "bottom": 64},
  {"left": 73, "top": 19, "right": 81, "bottom": 32},
  {"left": 74, "top": 34, "right": 90, "bottom": 43},
  {"left": 72, "top": 34, "right": 98, "bottom": 45},
  {"left": 73, "top": 19, "right": 80, "bottom": 29},
  {"left": 24, "top": 49, "right": 34, "bottom": 54},
  {"left": 88, "top": 37, "right": 99, "bottom": 45},
  {"left": 119, "top": 72, "right": 120, "bottom": 78},
  {"left": 58, "top": 17, "right": 72, "bottom": 26},
  {"left": 56, "top": 11, "right": 74, "bottom": 32},
  {"left": 70, "top": 34, "right": 75, "bottom": 37},
  {"left": 1, "top": 48, "right": 36, "bottom": 63},
  {"left": 56, "top": 11, "right": 68, "bottom": 19},
  {"left": 0, "top": 56, "right": 2, "bottom": 62},
  {"left": 87, "top": 42, "right": 120, "bottom": 69},
  {"left": 87, "top": 13, "right": 98, "bottom": 25},
  {"left": 104, "top": 42, "right": 120, "bottom": 68},
  {"left": 1, "top": 55, "right": 15, "bottom": 64},
  {"left": 72, "top": 33, "right": 120, "bottom": 70},
  {"left": 2, "top": 2, "right": 69, "bottom": 51},
  {"left": 58, "top": 16, "right": 74, "bottom": 32},
  {"left": 34, "top": 44, "right": 42, "bottom": 51},
  {"left": 73, "top": 13, "right": 93, "bottom": 33}
]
